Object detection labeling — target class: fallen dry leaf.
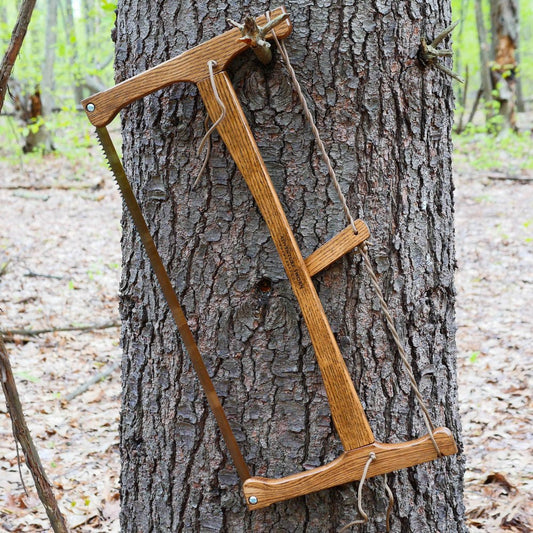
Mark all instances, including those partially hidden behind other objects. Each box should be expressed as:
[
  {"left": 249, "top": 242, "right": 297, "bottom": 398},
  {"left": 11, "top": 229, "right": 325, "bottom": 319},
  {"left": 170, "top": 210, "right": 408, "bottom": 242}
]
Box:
[{"left": 484, "top": 472, "right": 517, "bottom": 493}]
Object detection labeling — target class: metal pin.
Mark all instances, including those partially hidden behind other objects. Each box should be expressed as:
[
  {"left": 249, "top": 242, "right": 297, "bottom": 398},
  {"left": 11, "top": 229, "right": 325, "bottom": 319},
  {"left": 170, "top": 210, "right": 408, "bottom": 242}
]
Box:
[
  {"left": 86, "top": 103, "right": 95, "bottom": 112},
  {"left": 248, "top": 496, "right": 258, "bottom": 505}
]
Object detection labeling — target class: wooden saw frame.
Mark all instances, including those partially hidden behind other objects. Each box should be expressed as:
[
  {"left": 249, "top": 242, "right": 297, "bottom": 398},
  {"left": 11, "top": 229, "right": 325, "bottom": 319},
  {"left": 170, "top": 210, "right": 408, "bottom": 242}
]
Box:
[{"left": 83, "top": 7, "right": 457, "bottom": 510}]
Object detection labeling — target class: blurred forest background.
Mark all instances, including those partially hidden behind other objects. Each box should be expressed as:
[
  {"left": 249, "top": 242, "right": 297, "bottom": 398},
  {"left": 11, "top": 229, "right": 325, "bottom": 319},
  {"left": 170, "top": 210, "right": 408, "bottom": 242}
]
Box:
[
  {"left": 0, "top": 0, "right": 532, "bottom": 156},
  {"left": 0, "top": 1, "right": 532, "bottom": 531}
]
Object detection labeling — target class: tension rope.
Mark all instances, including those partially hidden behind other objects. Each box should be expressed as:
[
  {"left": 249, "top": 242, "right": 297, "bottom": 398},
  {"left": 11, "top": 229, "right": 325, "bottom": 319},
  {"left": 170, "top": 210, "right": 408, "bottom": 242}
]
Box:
[{"left": 269, "top": 18, "right": 443, "bottom": 530}]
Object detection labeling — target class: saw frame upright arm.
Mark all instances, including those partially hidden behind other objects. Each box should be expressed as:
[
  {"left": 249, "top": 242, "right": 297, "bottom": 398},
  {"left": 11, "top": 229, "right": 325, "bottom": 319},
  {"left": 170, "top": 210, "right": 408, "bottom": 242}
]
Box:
[{"left": 83, "top": 6, "right": 457, "bottom": 510}]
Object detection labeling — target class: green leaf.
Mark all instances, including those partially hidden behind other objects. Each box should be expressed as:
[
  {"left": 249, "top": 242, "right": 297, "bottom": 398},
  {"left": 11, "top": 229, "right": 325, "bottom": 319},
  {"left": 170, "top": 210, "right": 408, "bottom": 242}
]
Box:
[
  {"left": 469, "top": 351, "right": 481, "bottom": 363},
  {"left": 101, "top": 0, "right": 117, "bottom": 11},
  {"left": 14, "top": 370, "right": 41, "bottom": 383}
]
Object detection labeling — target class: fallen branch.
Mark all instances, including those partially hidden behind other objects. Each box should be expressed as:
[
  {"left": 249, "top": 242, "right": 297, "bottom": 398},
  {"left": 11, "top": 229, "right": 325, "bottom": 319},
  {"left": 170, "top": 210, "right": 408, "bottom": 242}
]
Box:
[
  {"left": 0, "top": 182, "right": 103, "bottom": 191},
  {"left": 0, "top": 335, "right": 69, "bottom": 532},
  {"left": 65, "top": 360, "right": 120, "bottom": 401},
  {"left": 1, "top": 321, "right": 120, "bottom": 338},
  {"left": 487, "top": 174, "right": 533, "bottom": 183},
  {"left": 12, "top": 190, "right": 50, "bottom": 201},
  {"left": 24, "top": 270, "right": 64, "bottom": 280}
]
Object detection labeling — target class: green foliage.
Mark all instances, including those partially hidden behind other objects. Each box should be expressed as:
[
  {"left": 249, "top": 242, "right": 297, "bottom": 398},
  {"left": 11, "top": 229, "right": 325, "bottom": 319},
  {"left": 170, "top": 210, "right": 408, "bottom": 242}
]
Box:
[
  {"left": 453, "top": 129, "right": 533, "bottom": 172},
  {"left": 100, "top": 0, "right": 118, "bottom": 12},
  {"left": 0, "top": 2, "right": 116, "bottom": 156},
  {"left": 469, "top": 351, "right": 481, "bottom": 363},
  {"left": 1, "top": 3, "right": 116, "bottom": 94},
  {"left": 452, "top": 0, "right": 483, "bottom": 87},
  {"left": 21, "top": 115, "right": 45, "bottom": 137}
]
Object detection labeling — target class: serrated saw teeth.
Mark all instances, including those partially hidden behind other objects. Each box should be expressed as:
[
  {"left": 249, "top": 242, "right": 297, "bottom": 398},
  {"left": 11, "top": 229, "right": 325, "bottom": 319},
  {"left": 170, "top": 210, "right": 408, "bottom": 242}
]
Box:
[{"left": 94, "top": 126, "right": 129, "bottom": 201}]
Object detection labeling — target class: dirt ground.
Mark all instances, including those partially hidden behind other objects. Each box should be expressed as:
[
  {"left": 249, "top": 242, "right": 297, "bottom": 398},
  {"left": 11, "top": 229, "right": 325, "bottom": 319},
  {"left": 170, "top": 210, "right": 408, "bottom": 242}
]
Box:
[{"left": 0, "top": 137, "right": 531, "bottom": 531}]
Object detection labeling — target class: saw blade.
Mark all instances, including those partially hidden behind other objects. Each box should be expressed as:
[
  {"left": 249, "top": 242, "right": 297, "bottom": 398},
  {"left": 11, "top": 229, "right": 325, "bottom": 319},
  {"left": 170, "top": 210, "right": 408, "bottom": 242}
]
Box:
[{"left": 94, "top": 126, "right": 251, "bottom": 483}]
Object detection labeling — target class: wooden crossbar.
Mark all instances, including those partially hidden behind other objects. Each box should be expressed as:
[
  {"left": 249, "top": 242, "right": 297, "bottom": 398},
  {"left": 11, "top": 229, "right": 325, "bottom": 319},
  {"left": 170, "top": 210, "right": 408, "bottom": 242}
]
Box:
[{"left": 304, "top": 221, "right": 370, "bottom": 277}]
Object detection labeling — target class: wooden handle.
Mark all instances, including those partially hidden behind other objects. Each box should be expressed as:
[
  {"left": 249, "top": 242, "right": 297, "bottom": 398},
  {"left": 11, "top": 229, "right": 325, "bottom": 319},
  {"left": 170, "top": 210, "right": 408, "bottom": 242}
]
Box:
[
  {"left": 304, "top": 221, "right": 370, "bottom": 277},
  {"left": 243, "top": 427, "right": 458, "bottom": 509},
  {"left": 197, "top": 72, "right": 375, "bottom": 452},
  {"left": 82, "top": 7, "right": 291, "bottom": 127}
]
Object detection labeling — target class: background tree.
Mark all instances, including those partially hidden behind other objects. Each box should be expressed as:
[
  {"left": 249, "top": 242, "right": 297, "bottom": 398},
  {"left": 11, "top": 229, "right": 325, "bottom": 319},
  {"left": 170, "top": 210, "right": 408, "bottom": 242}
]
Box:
[
  {"left": 117, "top": 0, "right": 467, "bottom": 530},
  {"left": 23, "top": 0, "right": 58, "bottom": 153},
  {"left": 489, "top": 0, "right": 519, "bottom": 131},
  {"left": 41, "top": 0, "right": 57, "bottom": 115},
  {"left": 62, "top": 0, "right": 83, "bottom": 104},
  {"left": 465, "top": 0, "right": 520, "bottom": 131},
  {"left": 475, "top": 0, "right": 495, "bottom": 123}
]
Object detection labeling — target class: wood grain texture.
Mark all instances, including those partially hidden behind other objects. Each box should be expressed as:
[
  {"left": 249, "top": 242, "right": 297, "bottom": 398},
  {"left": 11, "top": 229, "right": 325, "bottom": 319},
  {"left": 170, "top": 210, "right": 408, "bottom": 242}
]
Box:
[
  {"left": 243, "top": 427, "right": 457, "bottom": 509},
  {"left": 304, "top": 221, "right": 370, "bottom": 277},
  {"left": 197, "top": 72, "right": 375, "bottom": 452},
  {"left": 82, "top": 7, "right": 291, "bottom": 127}
]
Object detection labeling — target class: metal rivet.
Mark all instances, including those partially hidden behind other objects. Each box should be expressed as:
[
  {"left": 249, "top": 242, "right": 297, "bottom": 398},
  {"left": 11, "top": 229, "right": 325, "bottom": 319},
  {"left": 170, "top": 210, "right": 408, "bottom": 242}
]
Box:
[
  {"left": 248, "top": 496, "right": 258, "bottom": 505},
  {"left": 86, "top": 103, "right": 95, "bottom": 112}
]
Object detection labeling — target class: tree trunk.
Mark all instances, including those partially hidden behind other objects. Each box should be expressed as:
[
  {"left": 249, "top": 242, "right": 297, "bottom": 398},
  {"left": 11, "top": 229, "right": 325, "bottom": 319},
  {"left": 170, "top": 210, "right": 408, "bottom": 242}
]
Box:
[
  {"left": 490, "top": 0, "right": 519, "bottom": 131},
  {"left": 41, "top": 0, "right": 58, "bottom": 114},
  {"left": 115, "top": 1, "right": 465, "bottom": 531},
  {"left": 62, "top": 0, "right": 83, "bottom": 104},
  {"left": 514, "top": 46, "right": 525, "bottom": 113},
  {"left": 475, "top": 0, "right": 495, "bottom": 123},
  {"left": 82, "top": 0, "right": 96, "bottom": 64},
  {"left": 22, "top": 0, "right": 57, "bottom": 153}
]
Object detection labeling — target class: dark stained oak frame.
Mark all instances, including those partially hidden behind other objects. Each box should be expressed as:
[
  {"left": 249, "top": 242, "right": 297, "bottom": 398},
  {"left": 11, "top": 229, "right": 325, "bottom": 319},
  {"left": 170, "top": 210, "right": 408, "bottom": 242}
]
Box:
[{"left": 83, "top": 7, "right": 457, "bottom": 510}]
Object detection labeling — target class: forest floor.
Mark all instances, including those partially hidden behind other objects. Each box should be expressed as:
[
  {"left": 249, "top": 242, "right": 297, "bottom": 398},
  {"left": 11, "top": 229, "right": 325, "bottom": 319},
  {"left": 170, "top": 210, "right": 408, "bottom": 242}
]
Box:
[{"left": 0, "top": 132, "right": 532, "bottom": 532}]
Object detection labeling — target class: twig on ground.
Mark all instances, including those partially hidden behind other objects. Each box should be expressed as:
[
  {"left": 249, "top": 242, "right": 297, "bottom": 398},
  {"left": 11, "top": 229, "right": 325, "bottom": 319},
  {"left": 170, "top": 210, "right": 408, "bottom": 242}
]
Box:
[
  {"left": 65, "top": 360, "right": 120, "bottom": 401},
  {"left": 487, "top": 174, "right": 533, "bottom": 183},
  {"left": 0, "top": 260, "right": 10, "bottom": 277},
  {"left": 0, "top": 182, "right": 103, "bottom": 191},
  {"left": 24, "top": 270, "right": 64, "bottom": 280},
  {"left": 12, "top": 191, "right": 50, "bottom": 201},
  {"left": 1, "top": 321, "right": 120, "bottom": 338},
  {"left": 0, "top": 335, "right": 69, "bottom": 533}
]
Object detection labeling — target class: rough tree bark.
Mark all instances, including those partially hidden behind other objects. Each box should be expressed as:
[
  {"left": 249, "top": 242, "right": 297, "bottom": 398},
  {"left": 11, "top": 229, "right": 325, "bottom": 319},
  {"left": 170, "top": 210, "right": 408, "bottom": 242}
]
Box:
[{"left": 114, "top": 1, "right": 465, "bottom": 531}]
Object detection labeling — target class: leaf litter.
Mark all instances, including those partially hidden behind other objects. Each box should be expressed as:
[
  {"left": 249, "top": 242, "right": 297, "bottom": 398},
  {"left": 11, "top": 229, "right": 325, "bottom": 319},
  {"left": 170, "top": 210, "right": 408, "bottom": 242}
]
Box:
[
  {"left": 455, "top": 163, "right": 533, "bottom": 532},
  {"left": 0, "top": 143, "right": 531, "bottom": 531}
]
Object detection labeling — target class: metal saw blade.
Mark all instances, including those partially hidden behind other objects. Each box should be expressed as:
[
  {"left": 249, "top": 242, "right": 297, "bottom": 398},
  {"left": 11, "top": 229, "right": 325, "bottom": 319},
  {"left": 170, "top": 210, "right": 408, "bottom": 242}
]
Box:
[{"left": 93, "top": 125, "right": 251, "bottom": 483}]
